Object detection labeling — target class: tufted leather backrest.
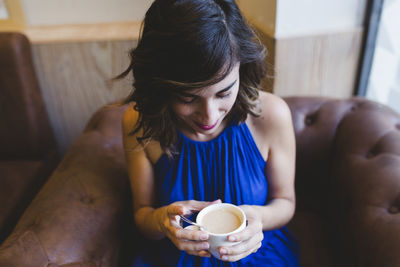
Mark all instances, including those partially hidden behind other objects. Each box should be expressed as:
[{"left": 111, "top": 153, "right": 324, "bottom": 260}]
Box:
[
  {"left": 286, "top": 97, "right": 400, "bottom": 266},
  {"left": 286, "top": 97, "right": 353, "bottom": 215},
  {"left": 0, "top": 32, "right": 56, "bottom": 159}
]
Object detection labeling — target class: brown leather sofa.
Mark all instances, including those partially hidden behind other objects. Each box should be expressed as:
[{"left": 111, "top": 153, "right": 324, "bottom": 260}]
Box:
[
  {"left": 0, "top": 33, "right": 59, "bottom": 243},
  {"left": 0, "top": 96, "right": 399, "bottom": 267}
]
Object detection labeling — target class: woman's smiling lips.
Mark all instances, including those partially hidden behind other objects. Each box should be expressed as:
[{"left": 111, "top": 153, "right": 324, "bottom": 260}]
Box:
[{"left": 195, "top": 120, "right": 218, "bottom": 130}]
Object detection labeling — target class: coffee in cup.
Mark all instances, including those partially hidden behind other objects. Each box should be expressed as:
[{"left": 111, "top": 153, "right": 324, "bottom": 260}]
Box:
[
  {"left": 196, "top": 203, "right": 246, "bottom": 259},
  {"left": 201, "top": 207, "right": 242, "bottom": 234}
]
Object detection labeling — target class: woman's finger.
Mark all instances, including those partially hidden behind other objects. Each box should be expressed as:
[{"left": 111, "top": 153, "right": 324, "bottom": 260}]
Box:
[
  {"left": 165, "top": 218, "right": 212, "bottom": 256},
  {"left": 186, "top": 249, "right": 211, "bottom": 257},
  {"left": 220, "top": 242, "right": 262, "bottom": 262},
  {"left": 166, "top": 200, "right": 221, "bottom": 217},
  {"left": 252, "top": 242, "right": 262, "bottom": 253},
  {"left": 166, "top": 219, "right": 208, "bottom": 241},
  {"left": 161, "top": 215, "right": 181, "bottom": 240},
  {"left": 180, "top": 199, "right": 222, "bottom": 213},
  {"left": 220, "top": 232, "right": 263, "bottom": 257},
  {"left": 221, "top": 250, "right": 252, "bottom": 262},
  {"left": 166, "top": 204, "right": 185, "bottom": 216},
  {"left": 170, "top": 221, "right": 209, "bottom": 241},
  {"left": 227, "top": 218, "right": 262, "bottom": 242}
]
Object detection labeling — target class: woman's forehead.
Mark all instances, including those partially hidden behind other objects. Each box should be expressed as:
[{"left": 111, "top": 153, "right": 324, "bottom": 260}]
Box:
[{"left": 186, "top": 64, "right": 240, "bottom": 95}]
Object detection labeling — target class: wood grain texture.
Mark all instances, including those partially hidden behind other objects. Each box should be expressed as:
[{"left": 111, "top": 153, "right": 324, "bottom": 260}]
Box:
[
  {"left": 0, "top": 0, "right": 26, "bottom": 31},
  {"left": 25, "top": 21, "right": 142, "bottom": 44},
  {"left": 255, "top": 27, "right": 275, "bottom": 93},
  {"left": 31, "top": 40, "right": 136, "bottom": 155},
  {"left": 273, "top": 28, "right": 364, "bottom": 98}
]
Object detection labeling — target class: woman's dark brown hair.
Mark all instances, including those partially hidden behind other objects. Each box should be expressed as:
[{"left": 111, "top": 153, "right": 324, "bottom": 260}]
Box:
[{"left": 118, "top": 0, "right": 267, "bottom": 154}]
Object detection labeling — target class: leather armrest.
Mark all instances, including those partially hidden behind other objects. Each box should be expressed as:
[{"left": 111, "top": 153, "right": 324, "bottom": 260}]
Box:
[{"left": 0, "top": 104, "right": 133, "bottom": 267}]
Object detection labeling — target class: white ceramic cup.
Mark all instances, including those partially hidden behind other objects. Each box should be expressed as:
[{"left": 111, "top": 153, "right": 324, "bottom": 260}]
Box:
[{"left": 195, "top": 203, "right": 246, "bottom": 259}]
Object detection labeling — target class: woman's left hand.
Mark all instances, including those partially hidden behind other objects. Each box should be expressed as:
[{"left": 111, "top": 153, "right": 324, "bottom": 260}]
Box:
[{"left": 218, "top": 205, "right": 264, "bottom": 262}]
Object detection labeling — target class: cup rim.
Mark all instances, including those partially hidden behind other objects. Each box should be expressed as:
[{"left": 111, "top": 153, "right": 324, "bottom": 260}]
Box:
[{"left": 196, "top": 203, "right": 246, "bottom": 236}]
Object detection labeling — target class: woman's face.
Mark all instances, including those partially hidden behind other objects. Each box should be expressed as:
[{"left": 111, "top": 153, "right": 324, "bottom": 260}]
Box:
[{"left": 170, "top": 63, "right": 240, "bottom": 141}]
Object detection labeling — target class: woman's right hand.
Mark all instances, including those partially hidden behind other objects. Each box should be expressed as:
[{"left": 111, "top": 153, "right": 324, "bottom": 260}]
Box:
[{"left": 155, "top": 199, "right": 221, "bottom": 257}]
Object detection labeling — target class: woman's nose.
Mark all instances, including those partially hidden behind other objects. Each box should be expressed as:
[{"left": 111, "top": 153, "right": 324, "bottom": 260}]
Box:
[{"left": 198, "top": 100, "right": 217, "bottom": 124}]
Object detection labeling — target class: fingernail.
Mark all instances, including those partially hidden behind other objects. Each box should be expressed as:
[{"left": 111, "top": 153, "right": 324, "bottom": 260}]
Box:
[
  {"left": 222, "top": 256, "right": 228, "bottom": 260},
  {"left": 228, "top": 236, "right": 236, "bottom": 241},
  {"left": 220, "top": 248, "right": 227, "bottom": 254},
  {"left": 201, "top": 251, "right": 211, "bottom": 257},
  {"left": 200, "top": 233, "right": 208, "bottom": 240},
  {"left": 202, "top": 243, "right": 209, "bottom": 249}
]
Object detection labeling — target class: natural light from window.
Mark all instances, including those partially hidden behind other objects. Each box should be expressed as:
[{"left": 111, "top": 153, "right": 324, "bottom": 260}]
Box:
[{"left": 366, "top": 0, "right": 400, "bottom": 113}]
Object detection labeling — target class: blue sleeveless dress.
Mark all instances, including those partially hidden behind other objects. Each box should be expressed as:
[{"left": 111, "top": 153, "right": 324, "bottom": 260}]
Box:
[{"left": 132, "top": 121, "right": 299, "bottom": 267}]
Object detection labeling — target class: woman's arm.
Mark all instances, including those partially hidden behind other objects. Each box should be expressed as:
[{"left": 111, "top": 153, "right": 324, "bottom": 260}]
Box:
[
  {"left": 122, "top": 106, "right": 163, "bottom": 239},
  {"left": 251, "top": 93, "right": 296, "bottom": 230},
  {"left": 122, "top": 105, "right": 215, "bottom": 257}
]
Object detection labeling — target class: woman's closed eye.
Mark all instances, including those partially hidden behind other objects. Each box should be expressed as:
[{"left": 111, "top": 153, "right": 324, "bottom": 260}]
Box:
[
  {"left": 217, "top": 91, "right": 231, "bottom": 99},
  {"left": 178, "top": 92, "right": 230, "bottom": 103},
  {"left": 178, "top": 96, "right": 197, "bottom": 104}
]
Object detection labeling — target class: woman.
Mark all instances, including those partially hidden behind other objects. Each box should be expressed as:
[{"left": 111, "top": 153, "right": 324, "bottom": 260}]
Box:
[{"left": 120, "top": 0, "right": 299, "bottom": 266}]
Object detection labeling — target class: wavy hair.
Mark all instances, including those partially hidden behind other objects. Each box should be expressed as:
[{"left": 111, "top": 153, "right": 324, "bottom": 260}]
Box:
[{"left": 118, "top": 0, "right": 267, "bottom": 155}]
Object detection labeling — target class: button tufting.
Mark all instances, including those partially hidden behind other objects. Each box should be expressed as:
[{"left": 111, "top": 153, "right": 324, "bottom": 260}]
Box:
[
  {"left": 389, "top": 206, "right": 399, "bottom": 214},
  {"left": 389, "top": 195, "right": 400, "bottom": 214},
  {"left": 81, "top": 195, "right": 93, "bottom": 204},
  {"left": 366, "top": 151, "right": 375, "bottom": 159},
  {"left": 305, "top": 115, "right": 315, "bottom": 126}
]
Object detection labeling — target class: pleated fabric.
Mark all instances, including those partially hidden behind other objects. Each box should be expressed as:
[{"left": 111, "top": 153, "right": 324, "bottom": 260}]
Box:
[{"left": 132, "top": 121, "right": 299, "bottom": 267}]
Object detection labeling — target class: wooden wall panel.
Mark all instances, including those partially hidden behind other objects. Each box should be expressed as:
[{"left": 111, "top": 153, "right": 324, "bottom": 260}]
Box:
[
  {"left": 255, "top": 27, "right": 276, "bottom": 93},
  {"left": 31, "top": 40, "right": 136, "bottom": 155},
  {"left": 273, "top": 28, "right": 364, "bottom": 98}
]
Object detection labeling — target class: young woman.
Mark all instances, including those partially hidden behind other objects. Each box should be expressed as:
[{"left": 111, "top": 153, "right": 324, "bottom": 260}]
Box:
[{"left": 121, "top": 0, "right": 299, "bottom": 266}]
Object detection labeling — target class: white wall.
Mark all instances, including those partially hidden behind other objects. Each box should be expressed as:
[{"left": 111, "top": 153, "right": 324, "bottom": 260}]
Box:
[
  {"left": 238, "top": 0, "right": 367, "bottom": 38},
  {"left": 276, "top": 0, "right": 367, "bottom": 38},
  {"left": 21, "top": 0, "right": 153, "bottom": 26}
]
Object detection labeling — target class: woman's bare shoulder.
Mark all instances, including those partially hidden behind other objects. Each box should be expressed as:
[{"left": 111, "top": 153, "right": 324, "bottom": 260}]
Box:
[
  {"left": 122, "top": 103, "right": 138, "bottom": 136},
  {"left": 122, "top": 103, "right": 163, "bottom": 164},
  {"left": 248, "top": 91, "right": 291, "bottom": 131}
]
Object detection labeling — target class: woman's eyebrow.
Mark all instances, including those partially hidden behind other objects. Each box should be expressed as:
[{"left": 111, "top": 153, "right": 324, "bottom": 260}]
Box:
[
  {"left": 217, "top": 79, "right": 237, "bottom": 94},
  {"left": 178, "top": 79, "right": 237, "bottom": 97}
]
